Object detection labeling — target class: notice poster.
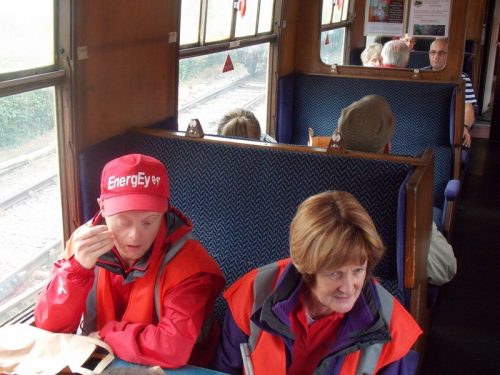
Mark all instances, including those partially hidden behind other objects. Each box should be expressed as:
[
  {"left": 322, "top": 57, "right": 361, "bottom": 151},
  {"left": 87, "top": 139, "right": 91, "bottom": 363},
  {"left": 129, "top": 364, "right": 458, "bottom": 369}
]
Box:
[
  {"left": 365, "top": 0, "right": 405, "bottom": 36},
  {"left": 408, "top": 0, "right": 450, "bottom": 37}
]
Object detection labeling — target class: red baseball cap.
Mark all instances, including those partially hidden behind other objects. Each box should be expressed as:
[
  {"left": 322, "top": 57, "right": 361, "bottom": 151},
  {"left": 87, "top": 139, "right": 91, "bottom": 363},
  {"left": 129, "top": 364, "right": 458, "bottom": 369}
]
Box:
[{"left": 99, "top": 154, "right": 169, "bottom": 216}]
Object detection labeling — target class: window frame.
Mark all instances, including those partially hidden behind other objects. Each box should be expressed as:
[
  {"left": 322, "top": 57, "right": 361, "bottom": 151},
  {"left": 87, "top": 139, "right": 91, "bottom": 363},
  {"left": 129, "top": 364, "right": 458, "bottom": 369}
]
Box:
[
  {"left": 319, "top": 0, "right": 354, "bottom": 66},
  {"left": 178, "top": 0, "right": 282, "bottom": 137},
  {"left": 0, "top": 0, "right": 74, "bottom": 325},
  {"left": 0, "top": 1, "right": 63, "bottom": 95}
]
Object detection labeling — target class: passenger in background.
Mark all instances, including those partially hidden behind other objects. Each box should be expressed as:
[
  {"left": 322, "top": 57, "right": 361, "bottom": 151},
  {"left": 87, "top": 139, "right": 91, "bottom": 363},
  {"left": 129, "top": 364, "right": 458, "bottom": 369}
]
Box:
[
  {"left": 334, "top": 95, "right": 457, "bottom": 286},
  {"left": 360, "top": 43, "right": 383, "bottom": 67},
  {"left": 381, "top": 40, "right": 410, "bottom": 68},
  {"left": 213, "top": 190, "right": 422, "bottom": 374},
  {"left": 336, "top": 95, "right": 395, "bottom": 153},
  {"left": 217, "top": 108, "right": 277, "bottom": 143},
  {"left": 401, "top": 33, "right": 417, "bottom": 51},
  {"left": 35, "top": 154, "right": 226, "bottom": 368},
  {"left": 424, "top": 38, "right": 476, "bottom": 147}
]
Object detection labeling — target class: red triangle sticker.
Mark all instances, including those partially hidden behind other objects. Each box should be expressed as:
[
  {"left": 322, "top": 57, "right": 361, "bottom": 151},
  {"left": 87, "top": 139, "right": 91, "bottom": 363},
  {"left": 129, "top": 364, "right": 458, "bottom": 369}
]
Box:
[
  {"left": 325, "top": 33, "right": 330, "bottom": 45},
  {"left": 222, "top": 54, "right": 234, "bottom": 73},
  {"left": 239, "top": 0, "right": 247, "bottom": 17}
]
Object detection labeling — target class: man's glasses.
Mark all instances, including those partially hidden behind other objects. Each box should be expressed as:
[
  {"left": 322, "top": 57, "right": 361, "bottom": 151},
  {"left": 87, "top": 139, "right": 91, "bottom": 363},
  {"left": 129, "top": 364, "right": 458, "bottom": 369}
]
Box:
[{"left": 429, "top": 50, "right": 447, "bottom": 56}]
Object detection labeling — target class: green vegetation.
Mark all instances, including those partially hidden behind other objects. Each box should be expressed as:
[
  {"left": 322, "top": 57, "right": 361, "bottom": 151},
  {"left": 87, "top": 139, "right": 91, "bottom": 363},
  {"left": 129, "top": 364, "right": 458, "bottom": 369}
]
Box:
[{"left": 0, "top": 88, "right": 55, "bottom": 150}]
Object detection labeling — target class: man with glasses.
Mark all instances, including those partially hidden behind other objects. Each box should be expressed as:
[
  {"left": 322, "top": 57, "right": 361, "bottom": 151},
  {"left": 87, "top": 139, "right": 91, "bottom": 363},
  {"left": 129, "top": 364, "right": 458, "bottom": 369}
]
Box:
[{"left": 424, "top": 38, "right": 477, "bottom": 147}]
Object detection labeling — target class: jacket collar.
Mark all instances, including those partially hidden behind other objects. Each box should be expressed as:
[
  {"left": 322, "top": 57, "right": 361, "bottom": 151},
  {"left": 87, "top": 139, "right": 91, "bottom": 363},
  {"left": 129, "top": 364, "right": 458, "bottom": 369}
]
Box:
[
  {"left": 95, "top": 207, "right": 192, "bottom": 281},
  {"left": 252, "top": 263, "right": 391, "bottom": 356}
]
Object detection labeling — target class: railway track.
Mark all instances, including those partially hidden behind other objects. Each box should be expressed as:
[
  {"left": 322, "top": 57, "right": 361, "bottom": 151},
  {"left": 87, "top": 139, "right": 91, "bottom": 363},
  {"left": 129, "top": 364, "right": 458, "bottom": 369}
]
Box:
[
  {"left": 0, "top": 239, "right": 61, "bottom": 325},
  {"left": 178, "top": 75, "right": 266, "bottom": 133},
  {"left": 0, "top": 173, "right": 58, "bottom": 210},
  {"left": 0, "top": 146, "right": 55, "bottom": 176},
  {"left": 0, "top": 147, "right": 62, "bottom": 324}
]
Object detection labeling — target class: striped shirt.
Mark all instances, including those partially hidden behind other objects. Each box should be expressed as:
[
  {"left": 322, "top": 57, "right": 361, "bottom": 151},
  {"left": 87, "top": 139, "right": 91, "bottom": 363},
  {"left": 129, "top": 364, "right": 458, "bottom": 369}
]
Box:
[
  {"left": 422, "top": 66, "right": 477, "bottom": 104},
  {"left": 461, "top": 72, "right": 477, "bottom": 104}
]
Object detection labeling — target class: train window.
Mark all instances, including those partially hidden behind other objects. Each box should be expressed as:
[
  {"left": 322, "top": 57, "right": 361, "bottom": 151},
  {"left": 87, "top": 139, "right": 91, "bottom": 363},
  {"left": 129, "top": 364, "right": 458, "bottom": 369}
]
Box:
[
  {"left": 320, "top": 28, "right": 346, "bottom": 65},
  {"left": 205, "top": 0, "right": 234, "bottom": 43},
  {"left": 320, "top": 0, "right": 351, "bottom": 65},
  {"left": 0, "top": 0, "right": 66, "bottom": 326},
  {"left": 0, "top": 1, "right": 55, "bottom": 76},
  {"left": 178, "top": 43, "right": 269, "bottom": 134},
  {"left": 179, "top": 0, "right": 277, "bottom": 135},
  {"left": 0, "top": 88, "right": 62, "bottom": 326},
  {"left": 179, "top": 1, "right": 202, "bottom": 46}
]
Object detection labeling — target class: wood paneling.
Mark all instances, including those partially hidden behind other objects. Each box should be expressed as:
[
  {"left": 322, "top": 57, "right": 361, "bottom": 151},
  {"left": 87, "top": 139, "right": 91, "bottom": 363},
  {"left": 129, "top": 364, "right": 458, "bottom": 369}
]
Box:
[
  {"left": 278, "top": 0, "right": 300, "bottom": 76},
  {"left": 73, "top": 0, "right": 179, "bottom": 149},
  {"left": 467, "top": 0, "right": 487, "bottom": 41},
  {"left": 351, "top": 0, "right": 367, "bottom": 51},
  {"left": 294, "top": 0, "right": 469, "bottom": 84}
]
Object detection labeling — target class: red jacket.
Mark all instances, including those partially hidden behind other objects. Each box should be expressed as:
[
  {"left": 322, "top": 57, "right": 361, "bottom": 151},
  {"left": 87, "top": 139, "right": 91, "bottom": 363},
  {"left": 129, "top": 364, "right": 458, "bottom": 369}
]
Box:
[
  {"left": 220, "top": 259, "right": 422, "bottom": 374},
  {"left": 35, "top": 210, "right": 225, "bottom": 368}
]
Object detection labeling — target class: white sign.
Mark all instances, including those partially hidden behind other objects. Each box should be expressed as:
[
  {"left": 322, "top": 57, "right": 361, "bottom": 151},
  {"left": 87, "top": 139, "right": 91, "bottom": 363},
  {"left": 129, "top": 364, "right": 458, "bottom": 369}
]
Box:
[
  {"left": 408, "top": 0, "right": 451, "bottom": 38},
  {"left": 365, "top": 0, "right": 405, "bottom": 36}
]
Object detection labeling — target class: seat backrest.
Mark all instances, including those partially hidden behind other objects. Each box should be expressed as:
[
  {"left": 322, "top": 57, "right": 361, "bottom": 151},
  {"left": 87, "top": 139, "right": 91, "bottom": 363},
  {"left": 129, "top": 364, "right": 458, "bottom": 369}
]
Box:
[
  {"left": 78, "top": 133, "right": 132, "bottom": 221},
  {"left": 78, "top": 129, "right": 433, "bottom": 328},
  {"left": 289, "top": 74, "right": 455, "bottom": 149},
  {"left": 131, "top": 130, "right": 420, "bottom": 307},
  {"left": 407, "top": 51, "right": 430, "bottom": 69},
  {"left": 277, "top": 73, "right": 456, "bottom": 211}
]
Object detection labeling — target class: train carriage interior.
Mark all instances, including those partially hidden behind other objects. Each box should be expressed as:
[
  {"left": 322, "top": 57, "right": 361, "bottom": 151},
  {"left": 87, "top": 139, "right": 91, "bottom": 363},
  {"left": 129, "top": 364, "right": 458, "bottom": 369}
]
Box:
[{"left": 1, "top": 0, "right": 500, "bottom": 373}]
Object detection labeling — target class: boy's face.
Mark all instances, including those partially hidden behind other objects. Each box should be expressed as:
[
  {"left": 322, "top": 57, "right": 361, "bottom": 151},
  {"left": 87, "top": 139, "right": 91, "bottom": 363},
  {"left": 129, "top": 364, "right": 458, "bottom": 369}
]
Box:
[{"left": 103, "top": 210, "right": 164, "bottom": 267}]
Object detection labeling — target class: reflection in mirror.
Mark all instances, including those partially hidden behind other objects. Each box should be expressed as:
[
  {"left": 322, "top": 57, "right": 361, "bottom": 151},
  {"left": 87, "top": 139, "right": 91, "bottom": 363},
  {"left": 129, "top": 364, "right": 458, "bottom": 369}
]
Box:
[
  {"left": 320, "top": 28, "right": 346, "bottom": 65},
  {"left": 360, "top": 43, "right": 382, "bottom": 67},
  {"left": 380, "top": 40, "right": 410, "bottom": 68},
  {"left": 178, "top": 44, "right": 269, "bottom": 135},
  {"left": 320, "top": 0, "right": 440, "bottom": 71},
  {"left": 319, "top": 0, "right": 351, "bottom": 65}
]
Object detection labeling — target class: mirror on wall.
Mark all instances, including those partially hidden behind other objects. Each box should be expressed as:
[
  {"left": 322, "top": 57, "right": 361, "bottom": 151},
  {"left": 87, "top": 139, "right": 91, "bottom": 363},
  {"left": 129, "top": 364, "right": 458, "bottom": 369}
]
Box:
[{"left": 320, "top": 0, "right": 452, "bottom": 71}]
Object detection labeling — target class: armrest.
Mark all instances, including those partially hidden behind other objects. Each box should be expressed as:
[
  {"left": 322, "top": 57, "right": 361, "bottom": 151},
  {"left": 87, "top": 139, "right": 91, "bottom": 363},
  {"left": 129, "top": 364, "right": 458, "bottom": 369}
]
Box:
[
  {"left": 442, "top": 179, "right": 461, "bottom": 237},
  {"left": 444, "top": 179, "right": 461, "bottom": 201}
]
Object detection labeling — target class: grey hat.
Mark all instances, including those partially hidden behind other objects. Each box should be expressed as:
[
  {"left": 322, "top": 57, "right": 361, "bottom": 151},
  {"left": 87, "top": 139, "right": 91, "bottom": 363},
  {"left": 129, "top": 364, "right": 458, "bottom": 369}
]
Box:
[{"left": 337, "top": 95, "right": 395, "bottom": 153}]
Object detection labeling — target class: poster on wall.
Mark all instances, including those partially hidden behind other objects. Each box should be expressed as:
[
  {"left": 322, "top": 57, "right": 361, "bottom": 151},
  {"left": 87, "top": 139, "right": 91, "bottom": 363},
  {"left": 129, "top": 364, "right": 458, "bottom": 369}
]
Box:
[
  {"left": 408, "top": 0, "right": 450, "bottom": 38},
  {"left": 364, "top": 0, "right": 405, "bottom": 36}
]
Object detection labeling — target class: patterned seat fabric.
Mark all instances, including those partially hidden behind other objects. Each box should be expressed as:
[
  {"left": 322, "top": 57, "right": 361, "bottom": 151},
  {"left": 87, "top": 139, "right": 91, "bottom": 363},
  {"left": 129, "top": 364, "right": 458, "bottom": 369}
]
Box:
[
  {"left": 278, "top": 73, "right": 455, "bottom": 212},
  {"left": 79, "top": 133, "right": 132, "bottom": 221},
  {"left": 128, "top": 133, "right": 411, "bottom": 319}
]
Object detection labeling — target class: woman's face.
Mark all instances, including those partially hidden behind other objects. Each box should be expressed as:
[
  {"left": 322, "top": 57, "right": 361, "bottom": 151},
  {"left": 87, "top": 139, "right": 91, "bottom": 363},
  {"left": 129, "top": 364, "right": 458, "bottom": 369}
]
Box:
[
  {"left": 366, "top": 55, "right": 382, "bottom": 67},
  {"left": 307, "top": 261, "right": 367, "bottom": 316}
]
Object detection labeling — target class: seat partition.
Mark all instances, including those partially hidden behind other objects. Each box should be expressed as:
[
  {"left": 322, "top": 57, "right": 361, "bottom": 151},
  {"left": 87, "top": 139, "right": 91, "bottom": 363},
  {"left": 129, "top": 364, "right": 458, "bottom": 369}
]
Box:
[
  {"left": 277, "top": 73, "right": 460, "bottom": 236},
  {"left": 140, "top": 129, "right": 431, "bottom": 321},
  {"left": 78, "top": 128, "right": 433, "bottom": 352}
]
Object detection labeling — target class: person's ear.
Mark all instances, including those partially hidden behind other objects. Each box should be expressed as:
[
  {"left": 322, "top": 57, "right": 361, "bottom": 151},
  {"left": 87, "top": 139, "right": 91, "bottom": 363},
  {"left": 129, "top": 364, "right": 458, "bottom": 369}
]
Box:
[{"left": 97, "top": 198, "right": 105, "bottom": 212}]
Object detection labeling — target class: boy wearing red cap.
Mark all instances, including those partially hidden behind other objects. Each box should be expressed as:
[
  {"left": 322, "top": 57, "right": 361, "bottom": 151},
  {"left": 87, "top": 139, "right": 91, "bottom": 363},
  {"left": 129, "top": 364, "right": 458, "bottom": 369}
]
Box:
[{"left": 35, "top": 154, "right": 226, "bottom": 368}]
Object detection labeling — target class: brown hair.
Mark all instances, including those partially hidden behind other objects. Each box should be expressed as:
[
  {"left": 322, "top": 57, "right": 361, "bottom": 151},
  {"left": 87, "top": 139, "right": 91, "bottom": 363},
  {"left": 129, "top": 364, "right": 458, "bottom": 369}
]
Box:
[
  {"left": 217, "top": 108, "right": 261, "bottom": 140},
  {"left": 290, "top": 191, "right": 385, "bottom": 285}
]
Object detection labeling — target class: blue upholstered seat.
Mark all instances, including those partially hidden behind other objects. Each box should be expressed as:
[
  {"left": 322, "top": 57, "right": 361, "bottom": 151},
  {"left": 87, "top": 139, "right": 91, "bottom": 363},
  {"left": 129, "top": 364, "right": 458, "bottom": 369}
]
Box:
[
  {"left": 128, "top": 132, "right": 412, "bottom": 318},
  {"left": 79, "top": 133, "right": 132, "bottom": 221},
  {"left": 277, "top": 73, "right": 458, "bottom": 231}
]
